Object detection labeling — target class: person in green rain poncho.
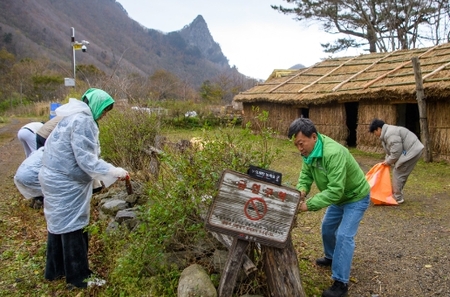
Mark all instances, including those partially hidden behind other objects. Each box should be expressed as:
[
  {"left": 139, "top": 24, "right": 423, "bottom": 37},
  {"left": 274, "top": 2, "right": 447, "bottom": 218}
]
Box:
[{"left": 39, "top": 88, "right": 129, "bottom": 288}]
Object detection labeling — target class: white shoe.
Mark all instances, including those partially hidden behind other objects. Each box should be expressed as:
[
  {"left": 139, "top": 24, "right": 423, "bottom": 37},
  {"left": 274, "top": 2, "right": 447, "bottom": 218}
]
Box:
[
  {"left": 88, "top": 278, "right": 106, "bottom": 287},
  {"left": 396, "top": 198, "right": 404, "bottom": 204}
]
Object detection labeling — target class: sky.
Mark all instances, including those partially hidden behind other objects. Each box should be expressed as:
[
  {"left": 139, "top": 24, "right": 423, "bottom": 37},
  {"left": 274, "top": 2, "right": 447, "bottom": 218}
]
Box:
[{"left": 117, "top": 0, "right": 365, "bottom": 80}]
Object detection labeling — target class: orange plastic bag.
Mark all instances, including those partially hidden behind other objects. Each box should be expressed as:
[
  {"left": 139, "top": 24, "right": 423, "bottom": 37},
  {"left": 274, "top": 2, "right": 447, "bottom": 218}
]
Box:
[{"left": 365, "top": 163, "right": 398, "bottom": 206}]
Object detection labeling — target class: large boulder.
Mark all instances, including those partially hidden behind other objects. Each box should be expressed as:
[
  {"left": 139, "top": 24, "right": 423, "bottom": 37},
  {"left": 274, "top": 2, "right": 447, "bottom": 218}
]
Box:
[{"left": 178, "top": 264, "right": 217, "bottom": 297}]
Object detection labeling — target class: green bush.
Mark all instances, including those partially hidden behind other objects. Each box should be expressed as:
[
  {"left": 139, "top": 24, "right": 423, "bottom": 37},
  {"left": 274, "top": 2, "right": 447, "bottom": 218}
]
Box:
[
  {"left": 99, "top": 108, "right": 161, "bottom": 173},
  {"left": 100, "top": 115, "right": 281, "bottom": 296},
  {"left": 0, "top": 96, "right": 31, "bottom": 113}
]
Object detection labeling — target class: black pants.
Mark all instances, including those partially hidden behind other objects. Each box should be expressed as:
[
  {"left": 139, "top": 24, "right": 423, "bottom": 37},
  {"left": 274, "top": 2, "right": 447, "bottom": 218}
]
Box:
[
  {"left": 45, "top": 229, "right": 92, "bottom": 288},
  {"left": 36, "top": 134, "right": 46, "bottom": 149}
]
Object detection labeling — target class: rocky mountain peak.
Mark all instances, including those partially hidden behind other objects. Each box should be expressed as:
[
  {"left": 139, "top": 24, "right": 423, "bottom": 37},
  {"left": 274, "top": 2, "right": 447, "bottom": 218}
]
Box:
[
  {"left": 190, "top": 15, "right": 208, "bottom": 29},
  {"left": 179, "top": 15, "right": 228, "bottom": 66}
]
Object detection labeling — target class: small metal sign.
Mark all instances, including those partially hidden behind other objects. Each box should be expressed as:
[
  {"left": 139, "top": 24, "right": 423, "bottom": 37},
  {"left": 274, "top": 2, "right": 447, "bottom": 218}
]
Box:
[
  {"left": 73, "top": 43, "right": 83, "bottom": 50},
  {"left": 64, "top": 78, "right": 75, "bottom": 87},
  {"left": 206, "top": 169, "right": 301, "bottom": 248},
  {"left": 247, "top": 165, "right": 282, "bottom": 185}
]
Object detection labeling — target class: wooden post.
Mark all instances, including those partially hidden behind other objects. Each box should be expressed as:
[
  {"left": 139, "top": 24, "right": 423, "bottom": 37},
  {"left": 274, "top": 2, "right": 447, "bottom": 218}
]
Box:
[
  {"left": 217, "top": 238, "right": 250, "bottom": 297},
  {"left": 411, "top": 57, "right": 432, "bottom": 162},
  {"left": 210, "top": 231, "right": 257, "bottom": 275},
  {"left": 262, "top": 236, "right": 306, "bottom": 297}
]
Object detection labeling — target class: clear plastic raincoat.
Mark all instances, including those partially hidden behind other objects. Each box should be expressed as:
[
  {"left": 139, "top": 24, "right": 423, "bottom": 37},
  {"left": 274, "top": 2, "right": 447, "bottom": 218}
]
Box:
[
  {"left": 14, "top": 147, "right": 44, "bottom": 199},
  {"left": 39, "top": 91, "right": 120, "bottom": 234}
]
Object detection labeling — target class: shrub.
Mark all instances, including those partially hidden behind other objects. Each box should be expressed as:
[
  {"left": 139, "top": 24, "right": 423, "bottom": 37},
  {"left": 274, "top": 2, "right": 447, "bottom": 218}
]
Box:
[
  {"left": 99, "top": 108, "right": 162, "bottom": 175},
  {"left": 101, "top": 114, "right": 281, "bottom": 296}
]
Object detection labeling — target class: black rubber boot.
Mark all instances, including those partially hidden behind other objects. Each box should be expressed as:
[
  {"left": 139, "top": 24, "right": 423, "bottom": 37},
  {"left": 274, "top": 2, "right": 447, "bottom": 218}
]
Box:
[
  {"left": 322, "top": 281, "right": 348, "bottom": 297},
  {"left": 316, "top": 257, "right": 333, "bottom": 267}
]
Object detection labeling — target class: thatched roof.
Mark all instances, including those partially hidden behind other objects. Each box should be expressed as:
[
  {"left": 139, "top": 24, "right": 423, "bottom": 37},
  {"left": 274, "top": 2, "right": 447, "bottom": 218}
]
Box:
[{"left": 234, "top": 43, "right": 450, "bottom": 105}]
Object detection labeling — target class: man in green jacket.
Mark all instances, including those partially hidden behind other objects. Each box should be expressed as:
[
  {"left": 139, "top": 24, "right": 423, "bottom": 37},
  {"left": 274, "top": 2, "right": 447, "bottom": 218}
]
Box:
[{"left": 288, "top": 118, "right": 370, "bottom": 297}]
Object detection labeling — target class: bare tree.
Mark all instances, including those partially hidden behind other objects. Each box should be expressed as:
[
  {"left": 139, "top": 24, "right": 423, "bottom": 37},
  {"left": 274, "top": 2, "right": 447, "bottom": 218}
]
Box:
[
  {"left": 148, "top": 69, "right": 182, "bottom": 101},
  {"left": 272, "top": 0, "right": 450, "bottom": 53}
]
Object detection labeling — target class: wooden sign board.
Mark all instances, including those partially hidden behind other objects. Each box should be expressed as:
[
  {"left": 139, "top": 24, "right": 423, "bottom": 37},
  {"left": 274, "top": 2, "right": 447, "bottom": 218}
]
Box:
[{"left": 206, "top": 169, "right": 301, "bottom": 248}]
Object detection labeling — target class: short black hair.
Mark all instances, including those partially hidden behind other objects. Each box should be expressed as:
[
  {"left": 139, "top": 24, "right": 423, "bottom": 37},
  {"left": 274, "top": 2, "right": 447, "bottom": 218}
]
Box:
[
  {"left": 369, "top": 118, "right": 385, "bottom": 133},
  {"left": 288, "top": 118, "right": 317, "bottom": 139}
]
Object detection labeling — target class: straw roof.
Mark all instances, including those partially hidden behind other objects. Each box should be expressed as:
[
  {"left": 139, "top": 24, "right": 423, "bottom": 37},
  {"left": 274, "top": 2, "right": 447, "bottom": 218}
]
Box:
[{"left": 234, "top": 43, "right": 450, "bottom": 105}]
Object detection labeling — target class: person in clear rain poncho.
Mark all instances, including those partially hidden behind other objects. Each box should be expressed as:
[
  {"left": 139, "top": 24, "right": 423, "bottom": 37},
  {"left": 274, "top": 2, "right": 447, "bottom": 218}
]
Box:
[
  {"left": 39, "top": 88, "right": 128, "bottom": 288},
  {"left": 14, "top": 147, "right": 45, "bottom": 209}
]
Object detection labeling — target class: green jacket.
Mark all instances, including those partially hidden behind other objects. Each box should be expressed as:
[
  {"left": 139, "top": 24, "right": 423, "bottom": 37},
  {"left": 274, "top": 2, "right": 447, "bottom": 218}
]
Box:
[{"left": 297, "top": 134, "right": 370, "bottom": 211}]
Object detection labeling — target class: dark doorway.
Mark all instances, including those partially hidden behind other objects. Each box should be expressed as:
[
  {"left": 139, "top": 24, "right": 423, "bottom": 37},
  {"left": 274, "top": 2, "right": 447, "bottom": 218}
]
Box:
[
  {"left": 345, "top": 102, "right": 358, "bottom": 147},
  {"left": 298, "top": 108, "right": 309, "bottom": 118},
  {"left": 396, "top": 104, "right": 420, "bottom": 138}
]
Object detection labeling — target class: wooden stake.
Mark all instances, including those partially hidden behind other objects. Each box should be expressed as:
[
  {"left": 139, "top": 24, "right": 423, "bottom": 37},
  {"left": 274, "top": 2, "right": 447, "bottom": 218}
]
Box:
[
  {"left": 262, "top": 237, "right": 306, "bottom": 297},
  {"left": 411, "top": 57, "right": 432, "bottom": 162},
  {"left": 217, "top": 238, "right": 250, "bottom": 297}
]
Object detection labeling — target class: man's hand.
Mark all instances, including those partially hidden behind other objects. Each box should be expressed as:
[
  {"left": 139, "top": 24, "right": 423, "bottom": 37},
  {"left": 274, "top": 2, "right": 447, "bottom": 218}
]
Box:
[
  {"left": 298, "top": 191, "right": 308, "bottom": 212},
  {"left": 300, "top": 191, "right": 306, "bottom": 200},
  {"left": 298, "top": 200, "right": 308, "bottom": 212}
]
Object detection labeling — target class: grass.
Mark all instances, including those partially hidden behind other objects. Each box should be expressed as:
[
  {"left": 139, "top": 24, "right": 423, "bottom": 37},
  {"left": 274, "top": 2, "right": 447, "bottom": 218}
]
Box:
[{"left": 2, "top": 120, "right": 450, "bottom": 296}]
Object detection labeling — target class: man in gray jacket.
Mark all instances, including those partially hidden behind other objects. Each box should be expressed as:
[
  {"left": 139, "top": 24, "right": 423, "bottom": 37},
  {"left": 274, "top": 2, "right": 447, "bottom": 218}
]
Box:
[{"left": 369, "top": 119, "right": 424, "bottom": 204}]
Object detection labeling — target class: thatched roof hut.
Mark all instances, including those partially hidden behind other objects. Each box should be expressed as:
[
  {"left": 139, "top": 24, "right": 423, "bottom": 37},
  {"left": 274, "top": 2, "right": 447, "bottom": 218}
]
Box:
[{"left": 233, "top": 43, "right": 450, "bottom": 161}]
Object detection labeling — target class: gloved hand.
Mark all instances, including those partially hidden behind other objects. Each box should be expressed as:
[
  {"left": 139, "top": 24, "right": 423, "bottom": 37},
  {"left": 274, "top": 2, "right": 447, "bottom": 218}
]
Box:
[{"left": 110, "top": 167, "right": 129, "bottom": 180}]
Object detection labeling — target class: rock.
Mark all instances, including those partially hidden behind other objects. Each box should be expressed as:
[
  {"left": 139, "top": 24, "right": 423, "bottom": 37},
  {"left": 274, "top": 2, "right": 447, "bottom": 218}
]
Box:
[
  {"left": 115, "top": 209, "right": 138, "bottom": 230},
  {"left": 177, "top": 264, "right": 217, "bottom": 297},
  {"left": 101, "top": 199, "right": 128, "bottom": 216},
  {"left": 115, "top": 209, "right": 137, "bottom": 222},
  {"left": 124, "top": 193, "right": 137, "bottom": 204},
  {"left": 106, "top": 220, "right": 119, "bottom": 234},
  {"left": 212, "top": 249, "right": 228, "bottom": 273}
]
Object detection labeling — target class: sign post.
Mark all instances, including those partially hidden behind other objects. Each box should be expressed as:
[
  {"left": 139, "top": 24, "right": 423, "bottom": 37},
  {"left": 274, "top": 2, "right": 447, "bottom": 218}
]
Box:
[{"left": 206, "top": 169, "right": 305, "bottom": 296}]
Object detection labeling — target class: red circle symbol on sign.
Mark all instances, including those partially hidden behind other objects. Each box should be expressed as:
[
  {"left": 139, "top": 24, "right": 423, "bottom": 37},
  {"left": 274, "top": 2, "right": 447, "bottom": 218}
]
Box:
[{"left": 244, "top": 197, "right": 267, "bottom": 221}]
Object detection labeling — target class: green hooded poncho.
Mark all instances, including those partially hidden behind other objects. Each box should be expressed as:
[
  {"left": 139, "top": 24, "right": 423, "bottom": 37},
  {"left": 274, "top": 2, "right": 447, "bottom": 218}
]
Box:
[{"left": 81, "top": 88, "right": 115, "bottom": 121}]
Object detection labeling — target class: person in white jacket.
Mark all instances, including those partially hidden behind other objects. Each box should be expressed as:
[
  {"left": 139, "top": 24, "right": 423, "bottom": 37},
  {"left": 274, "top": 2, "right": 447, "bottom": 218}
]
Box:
[
  {"left": 39, "top": 88, "right": 128, "bottom": 288},
  {"left": 369, "top": 118, "right": 424, "bottom": 204},
  {"left": 17, "top": 121, "right": 43, "bottom": 158}
]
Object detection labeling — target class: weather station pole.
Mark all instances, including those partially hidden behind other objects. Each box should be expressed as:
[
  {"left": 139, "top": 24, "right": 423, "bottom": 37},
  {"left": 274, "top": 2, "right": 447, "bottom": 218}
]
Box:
[{"left": 65, "top": 27, "right": 89, "bottom": 87}]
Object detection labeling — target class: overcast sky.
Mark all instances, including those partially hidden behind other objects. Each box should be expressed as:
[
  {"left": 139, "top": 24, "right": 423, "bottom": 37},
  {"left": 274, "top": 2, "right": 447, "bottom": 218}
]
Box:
[{"left": 117, "top": 0, "right": 364, "bottom": 80}]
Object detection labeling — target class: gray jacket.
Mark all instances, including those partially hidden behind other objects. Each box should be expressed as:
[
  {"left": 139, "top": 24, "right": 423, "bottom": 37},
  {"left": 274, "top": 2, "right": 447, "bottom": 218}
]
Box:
[{"left": 380, "top": 124, "right": 424, "bottom": 168}]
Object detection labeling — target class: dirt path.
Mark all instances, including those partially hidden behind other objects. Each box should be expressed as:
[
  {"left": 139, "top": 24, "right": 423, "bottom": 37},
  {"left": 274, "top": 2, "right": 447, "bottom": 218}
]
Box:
[
  {"left": 0, "top": 118, "right": 49, "bottom": 296},
  {"left": 0, "top": 118, "right": 30, "bottom": 177},
  {"left": 293, "top": 155, "right": 450, "bottom": 296}
]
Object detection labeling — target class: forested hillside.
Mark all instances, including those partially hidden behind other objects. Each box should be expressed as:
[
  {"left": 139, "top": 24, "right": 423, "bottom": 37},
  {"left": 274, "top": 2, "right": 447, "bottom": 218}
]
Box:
[
  {"left": 0, "top": 0, "right": 249, "bottom": 88},
  {"left": 0, "top": 0, "right": 258, "bottom": 107}
]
